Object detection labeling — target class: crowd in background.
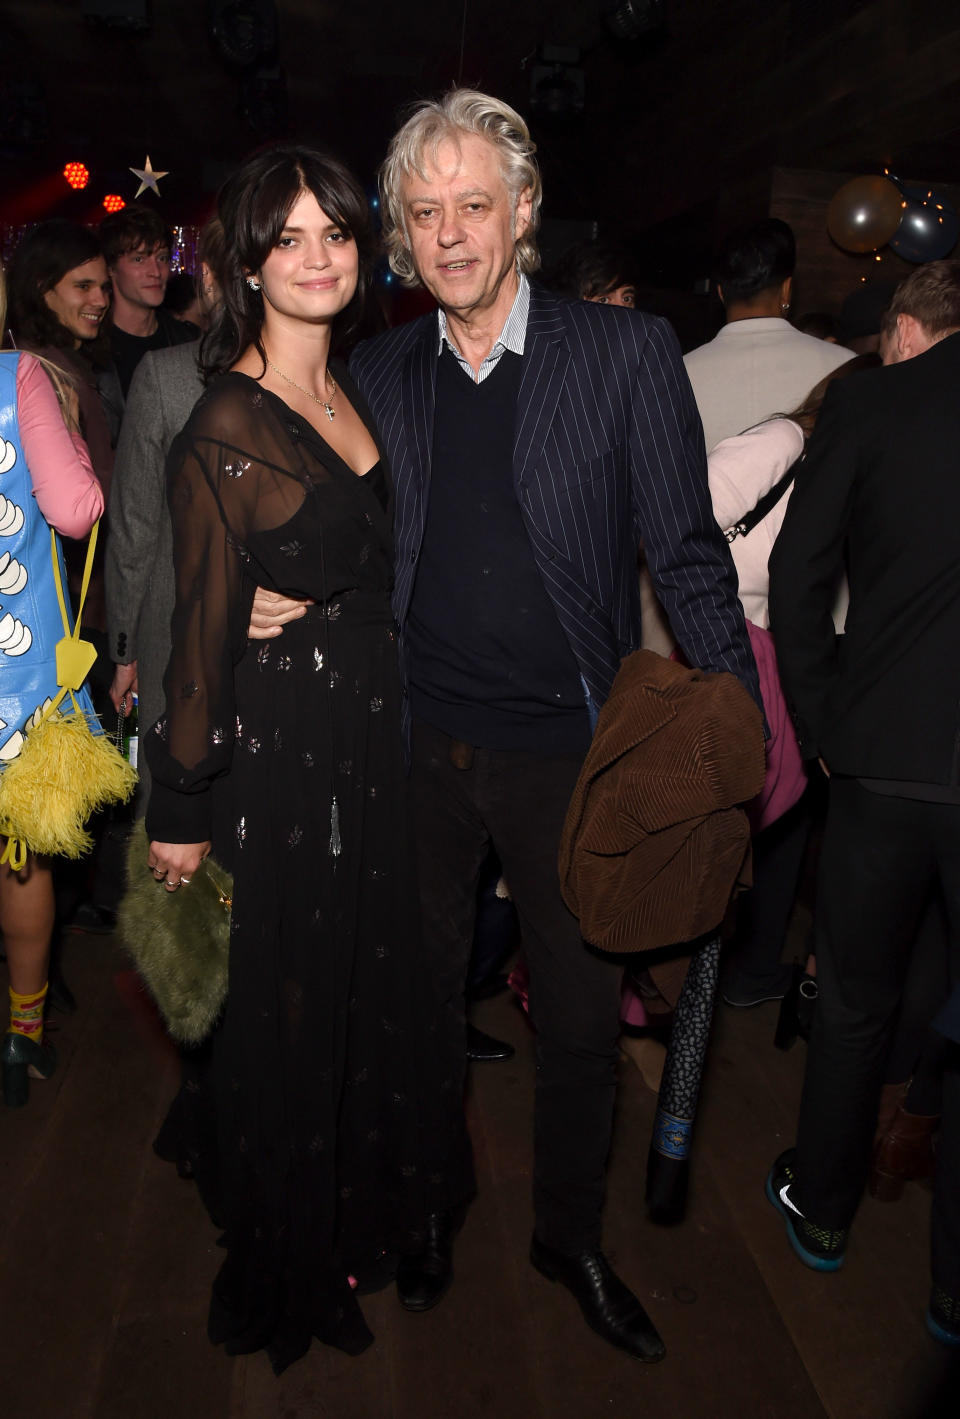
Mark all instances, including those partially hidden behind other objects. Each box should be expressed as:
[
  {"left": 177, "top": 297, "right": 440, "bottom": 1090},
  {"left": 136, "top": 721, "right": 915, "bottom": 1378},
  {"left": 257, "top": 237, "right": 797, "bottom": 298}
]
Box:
[{"left": 1, "top": 88, "right": 959, "bottom": 1375}]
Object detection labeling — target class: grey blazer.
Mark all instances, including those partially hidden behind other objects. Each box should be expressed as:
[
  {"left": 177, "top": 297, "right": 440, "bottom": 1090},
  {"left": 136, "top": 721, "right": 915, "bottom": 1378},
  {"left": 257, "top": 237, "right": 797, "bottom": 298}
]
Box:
[{"left": 105, "top": 341, "right": 204, "bottom": 811}]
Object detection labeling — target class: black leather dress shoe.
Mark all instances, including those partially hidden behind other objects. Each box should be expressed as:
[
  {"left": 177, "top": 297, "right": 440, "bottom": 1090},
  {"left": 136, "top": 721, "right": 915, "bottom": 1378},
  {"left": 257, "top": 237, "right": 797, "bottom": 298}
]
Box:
[
  {"left": 530, "top": 1235, "right": 666, "bottom": 1362},
  {"left": 396, "top": 1212, "right": 457, "bottom": 1312},
  {"left": 466, "top": 1022, "right": 514, "bottom": 1062}
]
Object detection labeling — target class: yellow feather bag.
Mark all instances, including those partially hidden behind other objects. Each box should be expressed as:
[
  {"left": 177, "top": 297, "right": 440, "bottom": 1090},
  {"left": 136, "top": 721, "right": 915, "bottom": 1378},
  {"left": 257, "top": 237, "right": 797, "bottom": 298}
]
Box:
[{"left": 0, "top": 524, "right": 136, "bottom": 867}]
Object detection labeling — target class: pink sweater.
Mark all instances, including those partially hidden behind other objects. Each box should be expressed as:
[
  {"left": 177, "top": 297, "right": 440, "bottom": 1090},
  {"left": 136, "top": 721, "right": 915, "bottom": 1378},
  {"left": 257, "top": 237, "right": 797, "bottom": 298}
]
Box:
[
  {"left": 15, "top": 353, "right": 104, "bottom": 539},
  {"left": 707, "top": 418, "right": 804, "bottom": 631}
]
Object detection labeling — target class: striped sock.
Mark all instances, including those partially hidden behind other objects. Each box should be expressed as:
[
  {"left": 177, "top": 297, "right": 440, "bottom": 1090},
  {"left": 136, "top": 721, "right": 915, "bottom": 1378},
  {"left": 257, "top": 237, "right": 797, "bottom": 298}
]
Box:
[{"left": 9, "top": 983, "right": 47, "bottom": 1044}]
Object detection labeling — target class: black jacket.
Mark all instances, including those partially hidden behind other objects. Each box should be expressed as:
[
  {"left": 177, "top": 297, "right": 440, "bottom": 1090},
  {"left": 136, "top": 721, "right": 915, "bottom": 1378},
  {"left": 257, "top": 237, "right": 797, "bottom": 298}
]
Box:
[
  {"left": 769, "top": 331, "right": 960, "bottom": 783},
  {"left": 350, "top": 284, "right": 761, "bottom": 750}
]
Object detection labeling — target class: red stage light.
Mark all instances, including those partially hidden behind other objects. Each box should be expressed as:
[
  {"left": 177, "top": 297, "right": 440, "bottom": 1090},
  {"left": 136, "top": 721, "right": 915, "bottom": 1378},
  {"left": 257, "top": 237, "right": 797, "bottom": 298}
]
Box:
[
  {"left": 102, "top": 194, "right": 125, "bottom": 213},
  {"left": 64, "top": 162, "right": 89, "bottom": 190}
]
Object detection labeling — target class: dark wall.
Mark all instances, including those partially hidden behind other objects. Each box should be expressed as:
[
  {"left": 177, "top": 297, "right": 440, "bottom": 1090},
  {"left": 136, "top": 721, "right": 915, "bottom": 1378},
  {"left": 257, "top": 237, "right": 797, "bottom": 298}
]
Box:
[
  {"left": 598, "top": 1, "right": 960, "bottom": 239},
  {"left": 770, "top": 167, "right": 960, "bottom": 317},
  {"left": 2, "top": 0, "right": 959, "bottom": 278}
]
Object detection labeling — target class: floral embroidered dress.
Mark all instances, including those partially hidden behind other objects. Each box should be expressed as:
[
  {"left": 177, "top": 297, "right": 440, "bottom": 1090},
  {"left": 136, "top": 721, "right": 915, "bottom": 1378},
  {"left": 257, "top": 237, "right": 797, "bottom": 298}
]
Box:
[{"left": 145, "top": 367, "right": 465, "bottom": 1372}]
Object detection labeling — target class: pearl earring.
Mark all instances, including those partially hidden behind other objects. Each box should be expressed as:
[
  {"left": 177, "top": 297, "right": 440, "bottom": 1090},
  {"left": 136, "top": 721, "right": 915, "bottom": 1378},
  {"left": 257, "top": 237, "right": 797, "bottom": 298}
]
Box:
[{"left": 246, "top": 277, "right": 261, "bottom": 291}]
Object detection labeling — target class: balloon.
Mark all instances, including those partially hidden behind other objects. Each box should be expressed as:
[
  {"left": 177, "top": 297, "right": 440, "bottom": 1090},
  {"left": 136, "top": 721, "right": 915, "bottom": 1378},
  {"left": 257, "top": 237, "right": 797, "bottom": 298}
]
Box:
[
  {"left": 826, "top": 175, "right": 904, "bottom": 253},
  {"left": 889, "top": 185, "right": 959, "bottom": 264}
]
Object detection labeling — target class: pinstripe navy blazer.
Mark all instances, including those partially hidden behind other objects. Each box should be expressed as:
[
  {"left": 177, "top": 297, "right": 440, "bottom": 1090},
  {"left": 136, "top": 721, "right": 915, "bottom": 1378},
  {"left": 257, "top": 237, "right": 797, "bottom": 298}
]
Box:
[{"left": 349, "top": 284, "right": 760, "bottom": 729}]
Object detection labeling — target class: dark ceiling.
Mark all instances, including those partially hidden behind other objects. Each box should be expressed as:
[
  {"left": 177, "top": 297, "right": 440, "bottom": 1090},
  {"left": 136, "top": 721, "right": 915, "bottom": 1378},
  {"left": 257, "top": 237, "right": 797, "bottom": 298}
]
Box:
[
  {"left": 1, "top": 0, "right": 647, "bottom": 219},
  {"left": 2, "top": 0, "right": 959, "bottom": 276}
]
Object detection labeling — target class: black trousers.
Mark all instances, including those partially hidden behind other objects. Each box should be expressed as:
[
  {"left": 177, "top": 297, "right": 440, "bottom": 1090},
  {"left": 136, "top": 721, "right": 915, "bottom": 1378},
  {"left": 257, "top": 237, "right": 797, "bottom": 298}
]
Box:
[
  {"left": 885, "top": 888, "right": 951, "bottom": 1108},
  {"left": 410, "top": 721, "right": 623, "bottom": 1254},
  {"left": 795, "top": 777, "right": 960, "bottom": 1295},
  {"left": 722, "top": 790, "right": 812, "bottom": 996}
]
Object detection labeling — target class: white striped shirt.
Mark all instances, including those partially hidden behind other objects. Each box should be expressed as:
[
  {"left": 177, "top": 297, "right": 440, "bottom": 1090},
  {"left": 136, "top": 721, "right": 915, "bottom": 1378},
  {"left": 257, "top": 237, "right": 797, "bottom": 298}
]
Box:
[{"left": 436, "top": 274, "right": 530, "bottom": 383}]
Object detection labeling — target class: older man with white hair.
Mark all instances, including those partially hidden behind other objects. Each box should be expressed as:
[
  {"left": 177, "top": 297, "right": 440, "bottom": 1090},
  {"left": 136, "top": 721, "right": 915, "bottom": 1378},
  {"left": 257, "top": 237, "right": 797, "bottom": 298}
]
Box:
[{"left": 346, "top": 89, "right": 761, "bottom": 1360}]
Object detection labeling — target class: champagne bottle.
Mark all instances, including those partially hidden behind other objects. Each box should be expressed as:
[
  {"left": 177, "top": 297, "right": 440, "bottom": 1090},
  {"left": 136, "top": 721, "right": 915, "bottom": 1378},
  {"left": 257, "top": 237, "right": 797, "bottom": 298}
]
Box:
[{"left": 123, "top": 692, "right": 139, "bottom": 769}]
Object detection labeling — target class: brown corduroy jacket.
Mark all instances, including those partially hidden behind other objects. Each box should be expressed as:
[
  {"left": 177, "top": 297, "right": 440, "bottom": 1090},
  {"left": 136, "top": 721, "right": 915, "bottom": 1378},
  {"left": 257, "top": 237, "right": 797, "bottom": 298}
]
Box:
[{"left": 559, "top": 650, "right": 766, "bottom": 955}]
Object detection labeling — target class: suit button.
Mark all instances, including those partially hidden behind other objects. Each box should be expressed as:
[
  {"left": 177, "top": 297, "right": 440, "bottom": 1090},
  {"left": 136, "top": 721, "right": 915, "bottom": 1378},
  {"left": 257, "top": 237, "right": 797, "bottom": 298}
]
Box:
[{"left": 410, "top": 550, "right": 417, "bottom": 562}]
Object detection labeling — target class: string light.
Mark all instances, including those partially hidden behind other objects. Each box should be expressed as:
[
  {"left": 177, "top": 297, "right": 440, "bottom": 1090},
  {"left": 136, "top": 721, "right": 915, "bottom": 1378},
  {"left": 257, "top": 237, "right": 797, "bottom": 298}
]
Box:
[
  {"left": 63, "top": 162, "right": 89, "bottom": 190},
  {"left": 102, "top": 194, "right": 125, "bottom": 213}
]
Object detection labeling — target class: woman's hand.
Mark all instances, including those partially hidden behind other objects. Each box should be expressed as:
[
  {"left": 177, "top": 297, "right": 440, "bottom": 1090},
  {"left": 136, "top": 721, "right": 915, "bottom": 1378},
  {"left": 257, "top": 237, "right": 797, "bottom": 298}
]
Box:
[{"left": 148, "top": 840, "right": 211, "bottom": 892}]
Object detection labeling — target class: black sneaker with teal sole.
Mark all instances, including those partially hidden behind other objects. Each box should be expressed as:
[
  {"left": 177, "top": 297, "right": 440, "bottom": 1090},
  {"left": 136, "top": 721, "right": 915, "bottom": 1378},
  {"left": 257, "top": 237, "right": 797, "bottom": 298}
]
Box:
[
  {"left": 927, "top": 1286, "right": 960, "bottom": 1347},
  {"left": 765, "top": 1149, "right": 847, "bottom": 1272}
]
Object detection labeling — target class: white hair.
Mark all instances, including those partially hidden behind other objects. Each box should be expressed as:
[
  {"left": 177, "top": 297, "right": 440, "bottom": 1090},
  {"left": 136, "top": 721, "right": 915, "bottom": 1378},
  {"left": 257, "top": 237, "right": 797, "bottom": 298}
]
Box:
[{"left": 380, "top": 88, "right": 542, "bottom": 288}]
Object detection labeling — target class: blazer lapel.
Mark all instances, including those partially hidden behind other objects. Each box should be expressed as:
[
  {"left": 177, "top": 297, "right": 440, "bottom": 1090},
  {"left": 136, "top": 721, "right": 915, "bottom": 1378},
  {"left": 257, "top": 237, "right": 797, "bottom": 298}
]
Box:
[
  {"left": 513, "top": 288, "right": 569, "bottom": 485},
  {"left": 400, "top": 321, "right": 438, "bottom": 504}
]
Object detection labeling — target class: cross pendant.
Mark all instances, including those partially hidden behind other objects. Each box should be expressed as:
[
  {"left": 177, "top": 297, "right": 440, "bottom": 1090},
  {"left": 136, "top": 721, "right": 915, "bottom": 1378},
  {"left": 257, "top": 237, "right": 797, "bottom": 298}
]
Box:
[{"left": 323, "top": 403, "right": 335, "bottom": 422}]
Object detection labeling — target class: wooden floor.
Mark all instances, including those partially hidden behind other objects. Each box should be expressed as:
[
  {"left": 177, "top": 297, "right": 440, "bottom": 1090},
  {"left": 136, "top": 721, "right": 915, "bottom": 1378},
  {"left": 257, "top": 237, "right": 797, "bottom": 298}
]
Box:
[{"left": 1, "top": 930, "right": 957, "bottom": 1419}]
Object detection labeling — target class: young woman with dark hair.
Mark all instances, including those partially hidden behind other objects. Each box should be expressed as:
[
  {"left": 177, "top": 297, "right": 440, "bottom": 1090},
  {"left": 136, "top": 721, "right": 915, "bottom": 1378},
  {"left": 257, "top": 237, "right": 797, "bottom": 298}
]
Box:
[
  {"left": 199, "top": 144, "right": 377, "bottom": 381},
  {"left": 6, "top": 221, "right": 115, "bottom": 487},
  {"left": 0, "top": 265, "right": 105, "bottom": 1105},
  {"left": 6, "top": 220, "right": 110, "bottom": 355},
  {"left": 143, "top": 145, "right": 462, "bottom": 1372}
]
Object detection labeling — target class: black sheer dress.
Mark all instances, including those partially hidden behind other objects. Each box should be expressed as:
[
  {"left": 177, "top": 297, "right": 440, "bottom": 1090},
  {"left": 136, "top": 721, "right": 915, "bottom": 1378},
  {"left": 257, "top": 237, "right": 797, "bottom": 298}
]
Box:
[{"left": 145, "top": 366, "right": 472, "bottom": 1373}]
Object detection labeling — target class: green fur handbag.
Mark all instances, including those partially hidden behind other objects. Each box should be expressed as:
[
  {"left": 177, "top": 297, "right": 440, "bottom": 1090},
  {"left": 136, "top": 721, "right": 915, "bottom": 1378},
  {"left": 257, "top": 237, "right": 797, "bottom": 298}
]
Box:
[{"left": 117, "top": 819, "right": 232, "bottom": 1046}]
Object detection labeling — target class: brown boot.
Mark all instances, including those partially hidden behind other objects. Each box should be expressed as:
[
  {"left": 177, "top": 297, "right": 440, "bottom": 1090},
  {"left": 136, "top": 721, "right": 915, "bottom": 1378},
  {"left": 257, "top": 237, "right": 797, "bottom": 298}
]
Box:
[
  {"left": 873, "top": 1080, "right": 909, "bottom": 1145},
  {"left": 868, "top": 1105, "right": 939, "bottom": 1202}
]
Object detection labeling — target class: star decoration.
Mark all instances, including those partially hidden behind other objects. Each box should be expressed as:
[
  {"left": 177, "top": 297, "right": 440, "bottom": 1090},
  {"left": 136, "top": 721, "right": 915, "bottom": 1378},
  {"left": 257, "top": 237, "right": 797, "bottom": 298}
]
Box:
[{"left": 129, "top": 155, "right": 169, "bottom": 198}]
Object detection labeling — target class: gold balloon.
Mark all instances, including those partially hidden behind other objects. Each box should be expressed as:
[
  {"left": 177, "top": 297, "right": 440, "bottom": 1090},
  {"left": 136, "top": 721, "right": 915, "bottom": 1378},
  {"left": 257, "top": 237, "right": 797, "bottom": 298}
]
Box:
[{"left": 827, "top": 176, "right": 904, "bottom": 254}]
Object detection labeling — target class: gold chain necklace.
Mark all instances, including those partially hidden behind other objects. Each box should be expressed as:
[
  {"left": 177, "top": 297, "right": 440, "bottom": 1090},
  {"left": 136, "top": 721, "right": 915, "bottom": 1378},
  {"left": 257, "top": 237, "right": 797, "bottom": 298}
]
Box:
[{"left": 267, "top": 360, "right": 338, "bottom": 421}]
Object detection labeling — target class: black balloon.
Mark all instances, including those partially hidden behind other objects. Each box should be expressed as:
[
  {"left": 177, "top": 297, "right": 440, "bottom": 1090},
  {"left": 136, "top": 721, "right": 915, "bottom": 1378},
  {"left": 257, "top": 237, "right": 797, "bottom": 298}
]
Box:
[{"left": 890, "top": 185, "right": 959, "bottom": 264}]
